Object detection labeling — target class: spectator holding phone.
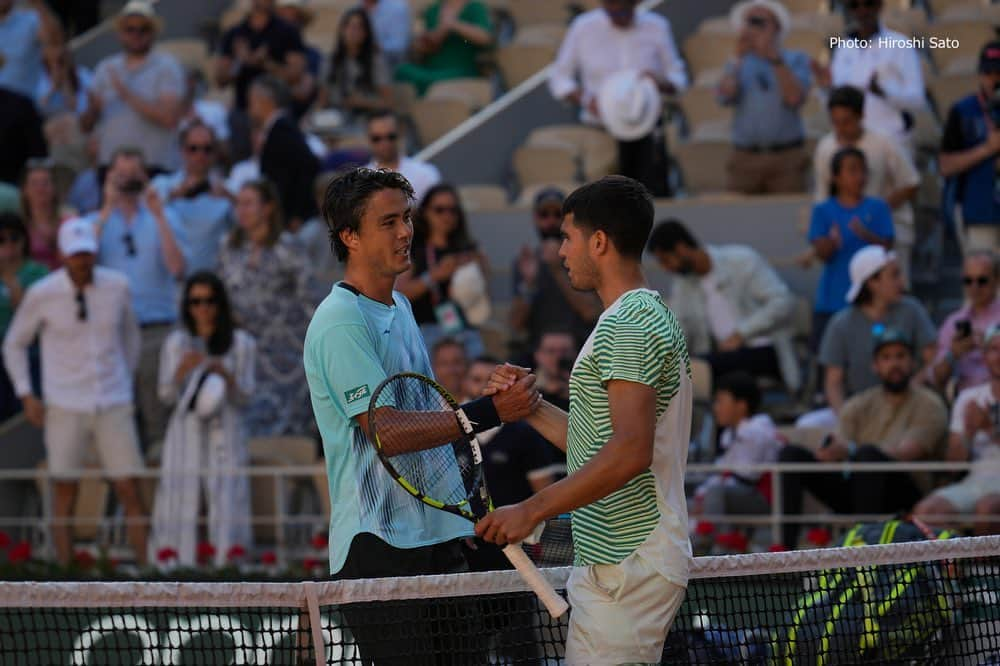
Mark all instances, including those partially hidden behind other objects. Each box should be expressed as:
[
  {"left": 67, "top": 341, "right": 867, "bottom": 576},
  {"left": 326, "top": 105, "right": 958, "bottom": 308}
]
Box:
[
  {"left": 807, "top": 147, "right": 894, "bottom": 348},
  {"left": 928, "top": 250, "right": 1000, "bottom": 394}
]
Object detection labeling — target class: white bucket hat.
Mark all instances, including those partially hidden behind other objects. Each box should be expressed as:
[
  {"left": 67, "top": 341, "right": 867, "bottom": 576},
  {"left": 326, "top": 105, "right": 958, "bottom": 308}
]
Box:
[
  {"left": 194, "top": 372, "right": 227, "bottom": 419},
  {"left": 730, "top": 0, "right": 791, "bottom": 37},
  {"left": 846, "top": 245, "right": 896, "bottom": 304},
  {"left": 449, "top": 262, "right": 491, "bottom": 327},
  {"left": 597, "top": 70, "right": 661, "bottom": 142}
]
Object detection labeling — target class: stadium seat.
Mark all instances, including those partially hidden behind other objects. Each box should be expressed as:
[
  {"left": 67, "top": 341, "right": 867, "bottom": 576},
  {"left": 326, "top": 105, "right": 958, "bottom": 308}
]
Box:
[
  {"left": 248, "top": 436, "right": 318, "bottom": 544},
  {"left": 391, "top": 82, "right": 418, "bottom": 118},
  {"left": 789, "top": 12, "right": 844, "bottom": 33},
  {"left": 926, "top": 0, "right": 989, "bottom": 19},
  {"left": 881, "top": 6, "right": 928, "bottom": 37},
  {"left": 780, "top": 0, "right": 830, "bottom": 14},
  {"left": 497, "top": 43, "right": 557, "bottom": 89},
  {"left": 506, "top": 0, "right": 572, "bottom": 28},
  {"left": 158, "top": 38, "right": 208, "bottom": 71},
  {"left": 928, "top": 73, "right": 978, "bottom": 116},
  {"left": 925, "top": 22, "right": 995, "bottom": 73},
  {"left": 512, "top": 144, "right": 579, "bottom": 187},
  {"left": 525, "top": 124, "right": 618, "bottom": 181},
  {"left": 425, "top": 78, "right": 493, "bottom": 110},
  {"left": 911, "top": 109, "right": 942, "bottom": 154},
  {"left": 697, "top": 15, "right": 734, "bottom": 34},
  {"left": 678, "top": 87, "right": 733, "bottom": 138},
  {"left": 411, "top": 98, "right": 473, "bottom": 146},
  {"left": 304, "top": 7, "right": 345, "bottom": 52},
  {"left": 514, "top": 181, "right": 580, "bottom": 207},
  {"left": 458, "top": 184, "right": 510, "bottom": 211},
  {"left": 683, "top": 32, "right": 739, "bottom": 88},
  {"left": 673, "top": 140, "right": 731, "bottom": 194},
  {"left": 513, "top": 23, "right": 568, "bottom": 46},
  {"left": 783, "top": 29, "right": 829, "bottom": 61}
]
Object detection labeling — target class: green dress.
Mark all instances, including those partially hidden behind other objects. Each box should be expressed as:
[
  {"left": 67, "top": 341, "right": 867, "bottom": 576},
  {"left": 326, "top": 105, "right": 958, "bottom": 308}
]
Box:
[
  {"left": 395, "top": 1, "right": 492, "bottom": 96},
  {"left": 0, "top": 260, "right": 48, "bottom": 333}
]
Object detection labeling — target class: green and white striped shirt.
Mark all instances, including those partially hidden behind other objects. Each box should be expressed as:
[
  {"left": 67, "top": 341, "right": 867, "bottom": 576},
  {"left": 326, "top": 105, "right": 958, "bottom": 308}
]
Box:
[{"left": 567, "top": 289, "right": 693, "bottom": 580}]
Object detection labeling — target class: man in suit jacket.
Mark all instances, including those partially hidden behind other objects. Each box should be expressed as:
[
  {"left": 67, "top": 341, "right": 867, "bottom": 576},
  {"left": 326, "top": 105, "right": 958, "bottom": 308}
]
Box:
[{"left": 247, "top": 74, "right": 319, "bottom": 226}]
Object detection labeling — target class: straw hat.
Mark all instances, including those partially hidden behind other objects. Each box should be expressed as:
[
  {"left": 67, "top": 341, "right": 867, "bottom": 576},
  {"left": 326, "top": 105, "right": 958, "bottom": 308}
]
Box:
[
  {"left": 115, "top": 0, "right": 164, "bottom": 33},
  {"left": 730, "top": 0, "right": 790, "bottom": 38},
  {"left": 596, "top": 70, "right": 661, "bottom": 142}
]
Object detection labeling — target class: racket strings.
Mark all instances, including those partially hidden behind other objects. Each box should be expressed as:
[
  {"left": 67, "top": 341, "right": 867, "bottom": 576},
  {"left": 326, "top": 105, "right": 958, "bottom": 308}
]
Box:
[{"left": 371, "top": 376, "right": 481, "bottom": 509}]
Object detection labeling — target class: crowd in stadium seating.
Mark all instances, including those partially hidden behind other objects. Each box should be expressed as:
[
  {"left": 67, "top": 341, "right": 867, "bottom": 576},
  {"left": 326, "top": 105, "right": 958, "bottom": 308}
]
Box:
[{"left": 0, "top": 0, "right": 997, "bottom": 565}]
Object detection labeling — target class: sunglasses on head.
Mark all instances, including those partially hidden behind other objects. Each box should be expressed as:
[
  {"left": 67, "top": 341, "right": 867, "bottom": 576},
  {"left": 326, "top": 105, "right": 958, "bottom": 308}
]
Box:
[
  {"left": 963, "top": 275, "right": 992, "bottom": 286},
  {"left": 369, "top": 132, "right": 398, "bottom": 144},
  {"left": 76, "top": 290, "right": 87, "bottom": 322},
  {"left": 188, "top": 297, "right": 218, "bottom": 307},
  {"left": 185, "top": 143, "right": 214, "bottom": 154}
]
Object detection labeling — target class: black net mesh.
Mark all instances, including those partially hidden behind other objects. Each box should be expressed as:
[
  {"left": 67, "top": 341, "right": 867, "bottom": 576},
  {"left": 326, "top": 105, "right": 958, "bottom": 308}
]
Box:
[{"left": 1, "top": 537, "right": 999, "bottom": 665}]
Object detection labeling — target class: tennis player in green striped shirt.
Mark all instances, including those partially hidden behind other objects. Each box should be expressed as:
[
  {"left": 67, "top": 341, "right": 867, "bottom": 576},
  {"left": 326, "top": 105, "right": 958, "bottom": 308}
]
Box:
[{"left": 476, "top": 176, "right": 694, "bottom": 664}]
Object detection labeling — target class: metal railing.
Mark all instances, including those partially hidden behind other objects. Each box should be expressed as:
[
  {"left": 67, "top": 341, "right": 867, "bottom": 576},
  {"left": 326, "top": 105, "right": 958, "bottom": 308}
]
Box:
[{"left": 0, "top": 460, "right": 994, "bottom": 565}]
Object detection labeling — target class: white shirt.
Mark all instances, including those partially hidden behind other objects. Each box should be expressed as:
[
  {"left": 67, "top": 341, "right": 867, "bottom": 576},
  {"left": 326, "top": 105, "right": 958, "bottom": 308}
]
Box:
[
  {"left": 2, "top": 267, "right": 141, "bottom": 412},
  {"left": 829, "top": 26, "right": 925, "bottom": 144},
  {"left": 367, "top": 156, "right": 441, "bottom": 204},
  {"left": 548, "top": 9, "right": 687, "bottom": 124},
  {"left": 950, "top": 383, "right": 1000, "bottom": 463},
  {"left": 813, "top": 128, "right": 920, "bottom": 238}
]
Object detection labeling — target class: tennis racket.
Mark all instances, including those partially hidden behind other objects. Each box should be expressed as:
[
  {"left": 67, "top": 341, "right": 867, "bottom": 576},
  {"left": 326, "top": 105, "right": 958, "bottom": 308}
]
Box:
[{"left": 367, "top": 372, "right": 569, "bottom": 618}]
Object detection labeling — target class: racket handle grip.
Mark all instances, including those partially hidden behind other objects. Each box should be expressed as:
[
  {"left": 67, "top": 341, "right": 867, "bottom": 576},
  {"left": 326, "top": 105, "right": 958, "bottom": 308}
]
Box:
[{"left": 502, "top": 543, "right": 570, "bottom": 619}]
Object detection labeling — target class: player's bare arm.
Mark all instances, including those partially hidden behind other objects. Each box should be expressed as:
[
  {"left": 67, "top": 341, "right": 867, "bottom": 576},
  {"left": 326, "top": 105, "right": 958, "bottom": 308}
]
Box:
[{"left": 475, "top": 379, "right": 656, "bottom": 545}]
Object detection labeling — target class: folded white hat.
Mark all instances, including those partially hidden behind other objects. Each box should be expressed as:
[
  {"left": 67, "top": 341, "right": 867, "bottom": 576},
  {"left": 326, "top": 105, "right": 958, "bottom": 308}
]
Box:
[
  {"left": 597, "top": 70, "right": 661, "bottom": 142},
  {"left": 195, "top": 373, "right": 227, "bottom": 419},
  {"left": 846, "top": 245, "right": 897, "bottom": 304},
  {"left": 449, "top": 262, "right": 491, "bottom": 327}
]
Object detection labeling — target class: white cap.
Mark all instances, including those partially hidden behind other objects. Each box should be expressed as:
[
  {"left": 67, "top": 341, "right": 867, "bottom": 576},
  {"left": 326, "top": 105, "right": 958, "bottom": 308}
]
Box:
[
  {"left": 449, "top": 262, "right": 491, "bottom": 327},
  {"left": 730, "top": 0, "right": 790, "bottom": 37},
  {"left": 117, "top": 0, "right": 163, "bottom": 29},
  {"left": 58, "top": 218, "right": 98, "bottom": 257},
  {"left": 846, "top": 245, "right": 896, "bottom": 304},
  {"left": 597, "top": 70, "right": 661, "bottom": 142}
]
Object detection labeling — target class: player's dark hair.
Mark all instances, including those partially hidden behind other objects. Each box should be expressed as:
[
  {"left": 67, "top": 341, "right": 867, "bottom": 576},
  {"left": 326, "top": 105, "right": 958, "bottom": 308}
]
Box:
[
  {"left": 646, "top": 219, "right": 698, "bottom": 254},
  {"left": 829, "top": 147, "right": 867, "bottom": 198},
  {"left": 562, "top": 175, "right": 653, "bottom": 261},
  {"left": 827, "top": 85, "right": 864, "bottom": 116},
  {"left": 323, "top": 167, "right": 415, "bottom": 263},
  {"left": 714, "top": 371, "right": 761, "bottom": 415}
]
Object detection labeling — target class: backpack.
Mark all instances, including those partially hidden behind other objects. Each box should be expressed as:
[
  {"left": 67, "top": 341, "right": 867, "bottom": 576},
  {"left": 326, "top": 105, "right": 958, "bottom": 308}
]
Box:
[{"left": 766, "top": 519, "right": 958, "bottom": 665}]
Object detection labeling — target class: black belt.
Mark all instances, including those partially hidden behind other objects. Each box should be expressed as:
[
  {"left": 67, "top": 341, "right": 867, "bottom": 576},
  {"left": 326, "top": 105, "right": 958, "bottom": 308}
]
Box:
[{"left": 735, "top": 139, "right": 804, "bottom": 153}]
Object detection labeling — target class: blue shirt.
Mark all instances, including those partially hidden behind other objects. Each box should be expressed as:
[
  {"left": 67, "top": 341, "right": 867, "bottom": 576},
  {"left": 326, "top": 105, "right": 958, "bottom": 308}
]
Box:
[
  {"left": 366, "top": 0, "right": 411, "bottom": 61},
  {"left": 304, "top": 283, "right": 471, "bottom": 575},
  {"left": 35, "top": 66, "right": 93, "bottom": 118},
  {"left": 941, "top": 95, "right": 1000, "bottom": 225},
  {"left": 809, "top": 196, "right": 895, "bottom": 314},
  {"left": 88, "top": 206, "right": 185, "bottom": 325},
  {"left": 0, "top": 9, "right": 43, "bottom": 98},
  {"left": 152, "top": 171, "right": 233, "bottom": 275},
  {"left": 722, "top": 50, "right": 811, "bottom": 147}
]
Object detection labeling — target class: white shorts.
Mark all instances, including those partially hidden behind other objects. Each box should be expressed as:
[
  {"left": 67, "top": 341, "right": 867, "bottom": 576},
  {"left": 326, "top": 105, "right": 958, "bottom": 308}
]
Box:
[
  {"left": 45, "top": 404, "right": 144, "bottom": 480},
  {"left": 931, "top": 474, "right": 1000, "bottom": 513},
  {"left": 565, "top": 545, "right": 686, "bottom": 664}
]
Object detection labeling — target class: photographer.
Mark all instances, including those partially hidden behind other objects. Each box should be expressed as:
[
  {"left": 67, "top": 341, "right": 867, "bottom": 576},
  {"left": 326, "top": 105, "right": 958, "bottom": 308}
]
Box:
[
  {"left": 88, "top": 146, "right": 186, "bottom": 448},
  {"left": 717, "top": 0, "right": 811, "bottom": 195},
  {"left": 928, "top": 250, "right": 999, "bottom": 394},
  {"left": 940, "top": 41, "right": 1000, "bottom": 251}
]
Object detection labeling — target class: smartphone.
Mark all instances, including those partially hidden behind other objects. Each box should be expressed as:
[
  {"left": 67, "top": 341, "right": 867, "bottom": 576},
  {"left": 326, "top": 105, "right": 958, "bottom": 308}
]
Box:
[{"left": 955, "top": 320, "right": 972, "bottom": 338}]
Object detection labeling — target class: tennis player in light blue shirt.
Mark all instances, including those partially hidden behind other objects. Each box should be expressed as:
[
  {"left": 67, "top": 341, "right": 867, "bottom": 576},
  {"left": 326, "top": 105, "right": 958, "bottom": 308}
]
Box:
[{"left": 303, "top": 168, "right": 538, "bottom": 587}]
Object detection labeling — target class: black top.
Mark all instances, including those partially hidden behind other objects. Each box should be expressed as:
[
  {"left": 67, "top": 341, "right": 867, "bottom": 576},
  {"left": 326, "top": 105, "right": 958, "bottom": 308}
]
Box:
[
  {"left": 0, "top": 89, "right": 46, "bottom": 185},
  {"left": 409, "top": 241, "right": 476, "bottom": 326},
  {"left": 220, "top": 14, "right": 305, "bottom": 109},
  {"left": 260, "top": 115, "right": 320, "bottom": 223},
  {"left": 511, "top": 253, "right": 595, "bottom": 349},
  {"left": 482, "top": 422, "right": 556, "bottom": 509}
]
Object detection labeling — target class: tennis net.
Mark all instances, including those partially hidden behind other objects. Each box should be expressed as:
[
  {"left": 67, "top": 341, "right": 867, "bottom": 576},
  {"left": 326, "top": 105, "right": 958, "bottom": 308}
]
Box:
[{"left": 1, "top": 534, "right": 999, "bottom": 665}]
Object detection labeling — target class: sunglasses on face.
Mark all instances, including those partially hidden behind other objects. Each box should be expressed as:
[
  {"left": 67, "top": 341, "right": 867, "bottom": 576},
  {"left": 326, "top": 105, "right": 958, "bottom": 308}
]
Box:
[
  {"left": 430, "top": 205, "right": 459, "bottom": 216},
  {"left": 846, "top": 0, "right": 878, "bottom": 10},
  {"left": 369, "top": 132, "right": 398, "bottom": 144},
  {"left": 76, "top": 290, "right": 87, "bottom": 322},
  {"left": 963, "top": 275, "right": 992, "bottom": 287},
  {"left": 123, "top": 232, "right": 136, "bottom": 257},
  {"left": 122, "top": 24, "right": 153, "bottom": 35},
  {"left": 747, "top": 15, "right": 770, "bottom": 28},
  {"left": 188, "top": 297, "right": 218, "bottom": 307},
  {"left": 185, "top": 143, "right": 214, "bottom": 154}
]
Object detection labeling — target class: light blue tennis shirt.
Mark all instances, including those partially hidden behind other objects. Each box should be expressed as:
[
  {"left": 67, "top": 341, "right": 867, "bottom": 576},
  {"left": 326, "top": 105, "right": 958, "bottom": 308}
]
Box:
[
  {"left": 304, "top": 282, "right": 471, "bottom": 575},
  {"left": 0, "top": 9, "right": 43, "bottom": 98},
  {"left": 151, "top": 171, "right": 233, "bottom": 275},
  {"left": 88, "top": 206, "right": 186, "bottom": 325}
]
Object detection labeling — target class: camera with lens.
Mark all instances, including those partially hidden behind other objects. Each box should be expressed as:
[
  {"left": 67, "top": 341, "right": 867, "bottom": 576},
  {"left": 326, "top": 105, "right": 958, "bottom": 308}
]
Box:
[{"left": 119, "top": 178, "right": 146, "bottom": 195}]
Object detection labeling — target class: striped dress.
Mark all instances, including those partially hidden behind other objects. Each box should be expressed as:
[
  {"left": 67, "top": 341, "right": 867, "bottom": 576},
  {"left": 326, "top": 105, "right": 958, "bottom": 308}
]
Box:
[{"left": 567, "top": 288, "right": 694, "bottom": 585}]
